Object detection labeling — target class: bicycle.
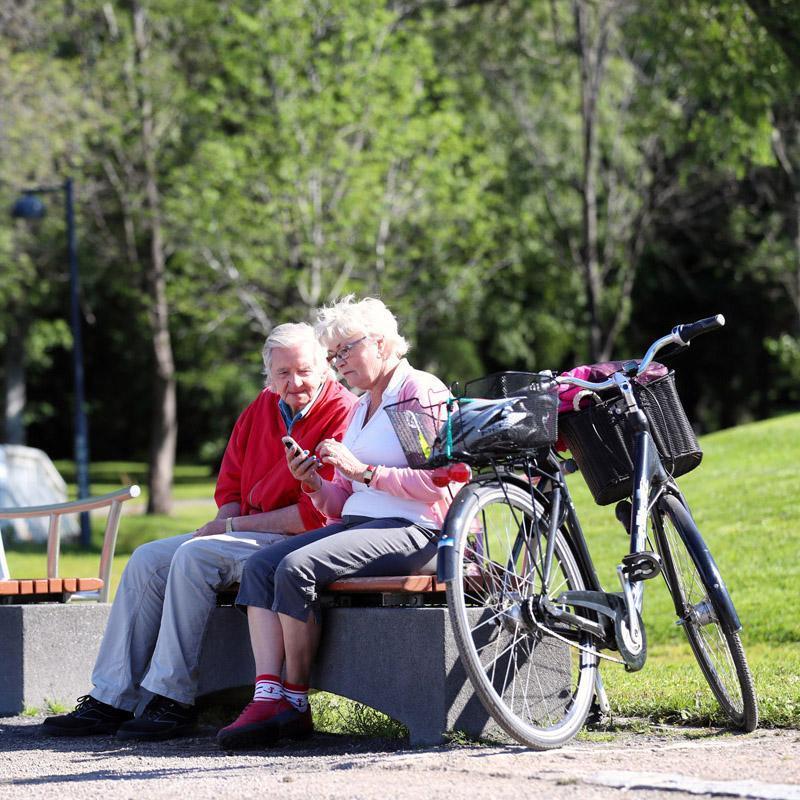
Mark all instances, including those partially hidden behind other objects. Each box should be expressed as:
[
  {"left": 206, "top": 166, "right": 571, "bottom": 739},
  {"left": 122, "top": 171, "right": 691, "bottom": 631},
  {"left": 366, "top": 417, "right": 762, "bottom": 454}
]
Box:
[{"left": 429, "top": 315, "right": 758, "bottom": 749}]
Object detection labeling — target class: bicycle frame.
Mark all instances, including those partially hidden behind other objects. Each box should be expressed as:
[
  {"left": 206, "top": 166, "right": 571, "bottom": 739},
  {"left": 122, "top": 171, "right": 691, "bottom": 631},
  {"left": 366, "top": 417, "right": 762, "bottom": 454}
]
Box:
[{"left": 615, "top": 371, "right": 669, "bottom": 614}]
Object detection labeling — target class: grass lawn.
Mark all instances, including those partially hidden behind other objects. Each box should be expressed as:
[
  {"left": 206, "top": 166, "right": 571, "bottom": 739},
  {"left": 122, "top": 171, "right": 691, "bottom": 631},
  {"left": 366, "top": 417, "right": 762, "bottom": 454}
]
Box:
[{"left": 5, "top": 414, "right": 799, "bottom": 731}]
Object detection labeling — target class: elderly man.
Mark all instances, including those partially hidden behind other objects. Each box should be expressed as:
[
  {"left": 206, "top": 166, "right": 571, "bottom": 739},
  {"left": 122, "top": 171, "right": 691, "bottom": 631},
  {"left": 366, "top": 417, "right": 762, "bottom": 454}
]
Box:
[{"left": 41, "top": 323, "right": 356, "bottom": 741}]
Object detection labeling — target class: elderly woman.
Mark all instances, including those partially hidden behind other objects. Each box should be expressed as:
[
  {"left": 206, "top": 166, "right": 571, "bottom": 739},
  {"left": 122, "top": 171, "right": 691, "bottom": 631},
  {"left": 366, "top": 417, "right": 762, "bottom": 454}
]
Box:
[
  {"left": 41, "top": 323, "right": 356, "bottom": 742},
  {"left": 218, "top": 296, "right": 453, "bottom": 748}
]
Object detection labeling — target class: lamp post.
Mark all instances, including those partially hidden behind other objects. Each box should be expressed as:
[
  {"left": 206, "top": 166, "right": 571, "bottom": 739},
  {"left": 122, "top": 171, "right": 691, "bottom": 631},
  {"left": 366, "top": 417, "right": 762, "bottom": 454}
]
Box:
[{"left": 11, "top": 178, "right": 92, "bottom": 546}]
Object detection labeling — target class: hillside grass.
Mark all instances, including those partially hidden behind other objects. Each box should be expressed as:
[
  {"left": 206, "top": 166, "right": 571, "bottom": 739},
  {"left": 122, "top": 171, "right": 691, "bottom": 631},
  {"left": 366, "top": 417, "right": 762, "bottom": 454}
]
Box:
[{"left": 5, "top": 414, "right": 799, "bottom": 729}]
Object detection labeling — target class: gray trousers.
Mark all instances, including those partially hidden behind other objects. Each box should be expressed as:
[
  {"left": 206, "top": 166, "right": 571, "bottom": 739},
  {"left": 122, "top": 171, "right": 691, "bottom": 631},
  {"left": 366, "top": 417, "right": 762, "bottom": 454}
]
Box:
[
  {"left": 90, "top": 530, "right": 286, "bottom": 709},
  {"left": 236, "top": 517, "right": 438, "bottom": 623}
]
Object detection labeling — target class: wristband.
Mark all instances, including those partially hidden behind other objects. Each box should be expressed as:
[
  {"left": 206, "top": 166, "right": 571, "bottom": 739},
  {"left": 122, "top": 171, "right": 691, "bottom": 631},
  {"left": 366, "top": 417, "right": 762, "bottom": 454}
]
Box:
[
  {"left": 226, "top": 517, "right": 234, "bottom": 533},
  {"left": 363, "top": 465, "right": 376, "bottom": 486}
]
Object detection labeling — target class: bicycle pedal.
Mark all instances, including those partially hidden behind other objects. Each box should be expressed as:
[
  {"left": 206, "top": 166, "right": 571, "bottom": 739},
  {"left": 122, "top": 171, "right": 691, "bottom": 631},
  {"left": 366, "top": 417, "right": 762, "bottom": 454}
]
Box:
[{"left": 621, "top": 551, "right": 662, "bottom": 582}]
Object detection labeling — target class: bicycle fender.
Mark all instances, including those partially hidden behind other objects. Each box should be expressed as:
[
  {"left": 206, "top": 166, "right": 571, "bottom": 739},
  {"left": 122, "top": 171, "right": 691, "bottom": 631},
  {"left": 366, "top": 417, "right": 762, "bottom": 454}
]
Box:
[
  {"left": 660, "top": 495, "right": 742, "bottom": 634},
  {"left": 437, "top": 483, "right": 477, "bottom": 583}
]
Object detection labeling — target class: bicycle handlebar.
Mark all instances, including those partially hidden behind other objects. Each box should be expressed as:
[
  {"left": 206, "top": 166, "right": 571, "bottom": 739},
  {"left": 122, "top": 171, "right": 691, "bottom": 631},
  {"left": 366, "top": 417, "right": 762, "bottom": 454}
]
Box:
[
  {"left": 556, "top": 314, "right": 725, "bottom": 391},
  {"left": 674, "top": 314, "right": 725, "bottom": 345}
]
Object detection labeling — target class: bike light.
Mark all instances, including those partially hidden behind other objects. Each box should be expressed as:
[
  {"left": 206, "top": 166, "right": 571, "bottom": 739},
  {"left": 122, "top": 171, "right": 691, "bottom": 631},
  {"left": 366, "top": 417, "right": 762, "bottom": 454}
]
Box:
[{"left": 448, "top": 463, "right": 472, "bottom": 483}]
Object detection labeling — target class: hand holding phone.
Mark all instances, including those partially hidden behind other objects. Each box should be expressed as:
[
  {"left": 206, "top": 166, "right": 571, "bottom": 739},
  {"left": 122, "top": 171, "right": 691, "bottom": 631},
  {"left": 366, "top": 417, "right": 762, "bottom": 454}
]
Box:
[
  {"left": 282, "top": 436, "right": 321, "bottom": 490},
  {"left": 282, "top": 436, "right": 320, "bottom": 467},
  {"left": 281, "top": 435, "right": 303, "bottom": 456}
]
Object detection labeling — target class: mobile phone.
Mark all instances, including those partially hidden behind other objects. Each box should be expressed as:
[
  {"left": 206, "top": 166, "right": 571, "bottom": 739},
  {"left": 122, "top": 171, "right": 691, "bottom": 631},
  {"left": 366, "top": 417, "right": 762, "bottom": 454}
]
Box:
[
  {"left": 282, "top": 436, "right": 319, "bottom": 466},
  {"left": 281, "top": 436, "right": 303, "bottom": 456}
]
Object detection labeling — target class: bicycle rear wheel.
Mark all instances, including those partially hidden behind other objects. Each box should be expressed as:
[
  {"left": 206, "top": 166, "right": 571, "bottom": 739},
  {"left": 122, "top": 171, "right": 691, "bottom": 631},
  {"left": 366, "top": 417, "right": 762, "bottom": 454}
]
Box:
[
  {"left": 653, "top": 494, "right": 758, "bottom": 731},
  {"left": 445, "top": 480, "right": 597, "bottom": 749}
]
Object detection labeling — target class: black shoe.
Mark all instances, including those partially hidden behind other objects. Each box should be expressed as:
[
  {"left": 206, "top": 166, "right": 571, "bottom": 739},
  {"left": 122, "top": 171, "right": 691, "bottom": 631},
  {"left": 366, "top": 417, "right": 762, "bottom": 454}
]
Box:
[
  {"left": 116, "top": 694, "right": 197, "bottom": 741},
  {"left": 40, "top": 695, "right": 134, "bottom": 737}
]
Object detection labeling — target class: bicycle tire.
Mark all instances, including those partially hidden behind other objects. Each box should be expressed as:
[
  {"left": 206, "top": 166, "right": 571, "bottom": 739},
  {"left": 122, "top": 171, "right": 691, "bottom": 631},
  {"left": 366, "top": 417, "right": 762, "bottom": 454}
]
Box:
[
  {"left": 445, "top": 480, "right": 598, "bottom": 749},
  {"left": 653, "top": 494, "right": 758, "bottom": 731}
]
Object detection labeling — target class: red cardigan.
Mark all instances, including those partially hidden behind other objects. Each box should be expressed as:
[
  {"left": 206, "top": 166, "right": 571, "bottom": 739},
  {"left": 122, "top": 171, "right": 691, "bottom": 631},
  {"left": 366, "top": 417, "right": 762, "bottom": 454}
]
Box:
[{"left": 214, "top": 379, "right": 357, "bottom": 529}]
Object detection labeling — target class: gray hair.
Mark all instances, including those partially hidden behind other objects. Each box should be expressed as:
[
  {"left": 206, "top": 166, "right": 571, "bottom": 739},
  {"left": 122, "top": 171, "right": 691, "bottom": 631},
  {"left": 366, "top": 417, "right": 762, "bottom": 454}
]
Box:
[
  {"left": 314, "top": 295, "right": 409, "bottom": 358},
  {"left": 262, "top": 322, "right": 330, "bottom": 384}
]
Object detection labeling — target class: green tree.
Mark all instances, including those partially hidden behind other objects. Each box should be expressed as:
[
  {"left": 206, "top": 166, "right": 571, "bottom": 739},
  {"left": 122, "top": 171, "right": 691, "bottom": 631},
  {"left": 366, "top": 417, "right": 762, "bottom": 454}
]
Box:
[{"left": 0, "top": 18, "right": 92, "bottom": 447}]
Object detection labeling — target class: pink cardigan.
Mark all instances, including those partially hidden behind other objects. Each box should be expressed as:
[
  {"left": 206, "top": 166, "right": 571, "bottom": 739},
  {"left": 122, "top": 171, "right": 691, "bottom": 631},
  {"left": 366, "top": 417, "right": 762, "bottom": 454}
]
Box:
[{"left": 306, "top": 364, "right": 454, "bottom": 529}]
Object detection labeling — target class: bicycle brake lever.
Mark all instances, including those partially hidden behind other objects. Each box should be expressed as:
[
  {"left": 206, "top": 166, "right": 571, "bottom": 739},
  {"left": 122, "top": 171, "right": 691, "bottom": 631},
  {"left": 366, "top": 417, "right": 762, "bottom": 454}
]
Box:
[{"left": 622, "top": 360, "right": 639, "bottom": 377}]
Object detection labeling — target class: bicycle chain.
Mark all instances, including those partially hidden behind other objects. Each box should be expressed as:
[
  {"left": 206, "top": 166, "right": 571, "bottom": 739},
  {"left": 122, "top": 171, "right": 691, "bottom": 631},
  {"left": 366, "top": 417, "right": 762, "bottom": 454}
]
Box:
[{"left": 529, "top": 616, "right": 627, "bottom": 665}]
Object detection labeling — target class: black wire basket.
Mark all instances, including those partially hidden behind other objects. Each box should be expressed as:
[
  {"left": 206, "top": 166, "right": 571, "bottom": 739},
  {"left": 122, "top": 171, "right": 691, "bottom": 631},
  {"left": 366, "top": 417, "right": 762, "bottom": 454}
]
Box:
[
  {"left": 385, "top": 372, "right": 558, "bottom": 469},
  {"left": 384, "top": 395, "right": 449, "bottom": 469},
  {"left": 558, "top": 371, "right": 702, "bottom": 506}
]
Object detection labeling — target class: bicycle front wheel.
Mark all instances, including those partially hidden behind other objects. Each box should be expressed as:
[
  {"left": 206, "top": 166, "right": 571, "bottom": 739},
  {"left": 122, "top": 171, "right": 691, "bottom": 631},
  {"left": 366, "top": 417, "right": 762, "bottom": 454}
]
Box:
[
  {"left": 445, "top": 480, "right": 597, "bottom": 749},
  {"left": 653, "top": 494, "right": 758, "bottom": 731}
]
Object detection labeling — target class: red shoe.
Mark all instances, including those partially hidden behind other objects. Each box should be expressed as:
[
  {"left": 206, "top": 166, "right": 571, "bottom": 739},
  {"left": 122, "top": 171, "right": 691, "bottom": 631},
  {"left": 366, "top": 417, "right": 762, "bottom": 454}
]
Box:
[{"left": 216, "top": 698, "right": 312, "bottom": 750}]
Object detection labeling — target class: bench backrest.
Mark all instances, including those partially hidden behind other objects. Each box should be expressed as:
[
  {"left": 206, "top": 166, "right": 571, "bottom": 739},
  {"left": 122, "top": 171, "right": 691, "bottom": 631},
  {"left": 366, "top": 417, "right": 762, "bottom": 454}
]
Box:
[{"left": 0, "top": 485, "right": 140, "bottom": 602}]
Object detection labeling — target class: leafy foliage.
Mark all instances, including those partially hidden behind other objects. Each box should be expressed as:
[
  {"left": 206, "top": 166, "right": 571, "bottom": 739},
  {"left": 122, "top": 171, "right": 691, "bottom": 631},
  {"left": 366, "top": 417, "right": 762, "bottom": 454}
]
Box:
[{"left": 1, "top": 0, "right": 799, "bottom": 467}]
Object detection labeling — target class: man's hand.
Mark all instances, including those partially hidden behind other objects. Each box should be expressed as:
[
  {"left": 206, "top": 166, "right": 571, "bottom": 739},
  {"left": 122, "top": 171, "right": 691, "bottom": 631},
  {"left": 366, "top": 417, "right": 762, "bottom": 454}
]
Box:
[{"left": 193, "top": 518, "right": 229, "bottom": 538}]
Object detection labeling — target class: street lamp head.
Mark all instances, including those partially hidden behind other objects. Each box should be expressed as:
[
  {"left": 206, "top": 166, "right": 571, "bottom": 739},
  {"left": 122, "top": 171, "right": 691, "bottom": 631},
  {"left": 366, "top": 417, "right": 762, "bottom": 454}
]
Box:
[{"left": 11, "top": 193, "right": 46, "bottom": 219}]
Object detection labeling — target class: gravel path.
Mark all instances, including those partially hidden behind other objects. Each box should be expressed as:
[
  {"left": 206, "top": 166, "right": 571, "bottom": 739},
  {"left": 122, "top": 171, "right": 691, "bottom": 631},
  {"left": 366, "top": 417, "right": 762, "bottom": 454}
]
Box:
[{"left": 1, "top": 715, "right": 798, "bottom": 800}]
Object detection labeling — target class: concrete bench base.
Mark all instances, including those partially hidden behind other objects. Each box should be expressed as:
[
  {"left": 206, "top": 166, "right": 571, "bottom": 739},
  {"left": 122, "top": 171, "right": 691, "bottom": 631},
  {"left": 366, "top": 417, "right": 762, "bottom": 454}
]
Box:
[{"left": 1, "top": 603, "right": 570, "bottom": 745}]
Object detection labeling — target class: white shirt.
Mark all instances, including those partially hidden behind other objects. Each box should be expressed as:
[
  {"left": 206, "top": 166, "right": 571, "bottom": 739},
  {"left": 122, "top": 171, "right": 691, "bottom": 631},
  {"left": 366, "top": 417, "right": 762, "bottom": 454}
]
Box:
[{"left": 340, "top": 360, "right": 436, "bottom": 527}]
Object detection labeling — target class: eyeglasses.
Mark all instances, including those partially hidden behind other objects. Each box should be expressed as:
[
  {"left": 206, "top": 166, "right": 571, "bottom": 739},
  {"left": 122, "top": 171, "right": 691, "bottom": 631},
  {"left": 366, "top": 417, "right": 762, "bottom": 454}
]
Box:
[{"left": 327, "top": 336, "right": 369, "bottom": 366}]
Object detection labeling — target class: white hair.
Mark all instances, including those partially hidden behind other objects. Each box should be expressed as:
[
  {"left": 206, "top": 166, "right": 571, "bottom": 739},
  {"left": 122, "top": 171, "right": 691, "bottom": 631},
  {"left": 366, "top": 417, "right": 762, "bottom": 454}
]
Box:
[
  {"left": 314, "top": 295, "right": 410, "bottom": 358},
  {"left": 262, "top": 322, "right": 330, "bottom": 384}
]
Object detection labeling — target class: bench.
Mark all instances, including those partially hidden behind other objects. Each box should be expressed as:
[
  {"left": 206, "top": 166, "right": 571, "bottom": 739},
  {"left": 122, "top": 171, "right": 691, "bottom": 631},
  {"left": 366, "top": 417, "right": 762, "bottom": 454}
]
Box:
[
  {"left": 1, "top": 492, "right": 569, "bottom": 744},
  {"left": 0, "top": 486, "right": 141, "bottom": 603}
]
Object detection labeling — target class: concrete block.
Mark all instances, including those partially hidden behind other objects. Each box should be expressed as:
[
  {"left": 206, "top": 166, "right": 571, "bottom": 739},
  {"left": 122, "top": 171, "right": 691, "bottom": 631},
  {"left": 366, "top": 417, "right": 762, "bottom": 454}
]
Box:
[
  {"left": 0, "top": 603, "right": 111, "bottom": 713},
  {"left": 1, "top": 603, "right": 570, "bottom": 746},
  {"left": 311, "top": 607, "right": 570, "bottom": 745}
]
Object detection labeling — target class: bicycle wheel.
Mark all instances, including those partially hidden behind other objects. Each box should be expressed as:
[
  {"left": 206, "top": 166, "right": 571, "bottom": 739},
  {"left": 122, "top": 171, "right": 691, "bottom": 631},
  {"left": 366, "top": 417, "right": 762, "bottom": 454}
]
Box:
[
  {"left": 653, "top": 494, "right": 758, "bottom": 731},
  {"left": 445, "top": 480, "right": 598, "bottom": 749}
]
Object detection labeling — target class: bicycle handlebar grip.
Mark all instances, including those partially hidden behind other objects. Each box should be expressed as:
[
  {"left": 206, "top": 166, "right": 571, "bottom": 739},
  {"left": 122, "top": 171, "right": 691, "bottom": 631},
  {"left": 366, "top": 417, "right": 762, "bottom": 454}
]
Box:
[{"left": 675, "top": 314, "right": 725, "bottom": 344}]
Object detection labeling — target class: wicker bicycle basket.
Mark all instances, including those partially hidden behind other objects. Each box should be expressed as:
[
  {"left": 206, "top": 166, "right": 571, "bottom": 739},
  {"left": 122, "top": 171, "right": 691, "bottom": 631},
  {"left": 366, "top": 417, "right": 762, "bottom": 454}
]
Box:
[{"left": 558, "top": 371, "right": 702, "bottom": 506}]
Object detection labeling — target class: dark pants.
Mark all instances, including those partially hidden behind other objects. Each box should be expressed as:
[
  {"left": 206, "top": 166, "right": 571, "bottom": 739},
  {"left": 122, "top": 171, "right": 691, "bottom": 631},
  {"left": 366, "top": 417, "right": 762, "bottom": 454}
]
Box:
[{"left": 235, "top": 516, "right": 438, "bottom": 623}]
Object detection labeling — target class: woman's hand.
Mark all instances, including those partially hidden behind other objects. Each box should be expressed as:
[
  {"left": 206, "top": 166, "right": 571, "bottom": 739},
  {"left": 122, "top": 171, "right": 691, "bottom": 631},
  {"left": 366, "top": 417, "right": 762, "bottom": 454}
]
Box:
[
  {"left": 286, "top": 444, "right": 323, "bottom": 492},
  {"left": 317, "top": 439, "right": 369, "bottom": 482}
]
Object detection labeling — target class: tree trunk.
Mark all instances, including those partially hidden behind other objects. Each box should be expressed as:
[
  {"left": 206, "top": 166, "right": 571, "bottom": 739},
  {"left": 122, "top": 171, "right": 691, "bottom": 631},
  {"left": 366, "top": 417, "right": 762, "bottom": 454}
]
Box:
[
  {"left": 575, "top": 0, "right": 605, "bottom": 361},
  {"left": 132, "top": 1, "right": 176, "bottom": 515},
  {"left": 3, "top": 312, "right": 27, "bottom": 445}
]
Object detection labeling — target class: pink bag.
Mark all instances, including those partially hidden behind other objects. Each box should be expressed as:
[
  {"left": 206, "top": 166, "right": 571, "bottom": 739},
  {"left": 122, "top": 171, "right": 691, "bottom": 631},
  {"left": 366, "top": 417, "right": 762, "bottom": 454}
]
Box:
[{"left": 557, "top": 360, "right": 668, "bottom": 414}]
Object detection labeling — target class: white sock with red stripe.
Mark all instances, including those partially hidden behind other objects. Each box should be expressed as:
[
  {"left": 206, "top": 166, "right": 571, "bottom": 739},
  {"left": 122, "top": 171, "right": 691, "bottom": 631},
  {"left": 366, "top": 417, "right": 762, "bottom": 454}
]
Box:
[
  {"left": 283, "top": 681, "right": 309, "bottom": 713},
  {"left": 253, "top": 674, "right": 283, "bottom": 703}
]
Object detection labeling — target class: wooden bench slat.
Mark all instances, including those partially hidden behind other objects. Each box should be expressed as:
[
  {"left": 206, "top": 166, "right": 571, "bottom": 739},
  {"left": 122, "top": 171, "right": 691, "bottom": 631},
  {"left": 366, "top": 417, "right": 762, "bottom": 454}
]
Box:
[
  {"left": 219, "top": 575, "right": 446, "bottom": 602},
  {"left": 326, "top": 575, "right": 446, "bottom": 593},
  {"left": 0, "top": 578, "right": 103, "bottom": 597}
]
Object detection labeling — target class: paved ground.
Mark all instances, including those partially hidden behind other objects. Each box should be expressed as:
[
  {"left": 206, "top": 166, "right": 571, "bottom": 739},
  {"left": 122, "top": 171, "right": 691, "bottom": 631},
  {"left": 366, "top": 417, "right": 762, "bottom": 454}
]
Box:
[{"left": 1, "top": 715, "right": 798, "bottom": 800}]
